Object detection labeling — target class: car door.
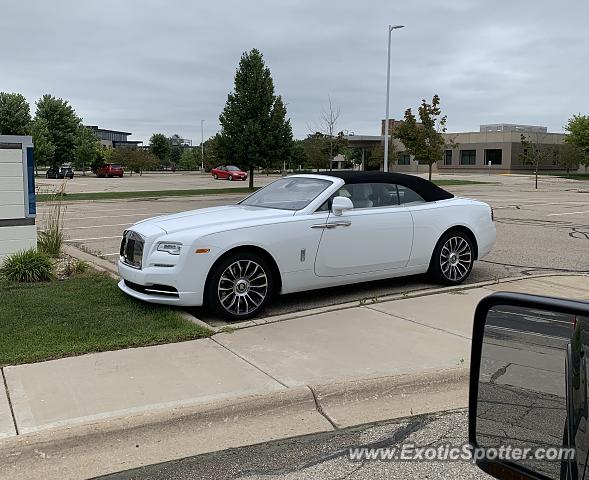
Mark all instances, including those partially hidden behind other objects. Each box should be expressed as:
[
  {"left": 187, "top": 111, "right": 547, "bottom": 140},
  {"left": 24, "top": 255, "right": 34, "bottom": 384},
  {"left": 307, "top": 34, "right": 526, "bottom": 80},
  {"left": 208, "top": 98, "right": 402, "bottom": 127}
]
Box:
[
  {"left": 314, "top": 182, "right": 414, "bottom": 277},
  {"left": 218, "top": 166, "right": 228, "bottom": 179}
]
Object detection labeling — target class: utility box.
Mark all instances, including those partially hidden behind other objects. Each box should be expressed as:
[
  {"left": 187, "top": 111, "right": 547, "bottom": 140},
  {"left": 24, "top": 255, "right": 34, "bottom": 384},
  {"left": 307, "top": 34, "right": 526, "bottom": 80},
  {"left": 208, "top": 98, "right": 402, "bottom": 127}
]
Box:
[{"left": 0, "top": 135, "right": 37, "bottom": 261}]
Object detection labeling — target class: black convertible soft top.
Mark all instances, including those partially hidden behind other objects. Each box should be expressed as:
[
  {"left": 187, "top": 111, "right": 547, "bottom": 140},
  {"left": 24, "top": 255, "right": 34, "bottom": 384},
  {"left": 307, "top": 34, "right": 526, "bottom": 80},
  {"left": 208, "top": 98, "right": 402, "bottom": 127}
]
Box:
[{"left": 321, "top": 171, "right": 454, "bottom": 202}]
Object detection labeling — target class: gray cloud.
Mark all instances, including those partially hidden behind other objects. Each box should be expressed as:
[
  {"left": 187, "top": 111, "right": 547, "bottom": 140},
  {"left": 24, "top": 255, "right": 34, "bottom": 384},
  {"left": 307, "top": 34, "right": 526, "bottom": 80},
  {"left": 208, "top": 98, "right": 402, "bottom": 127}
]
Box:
[{"left": 1, "top": 0, "right": 587, "bottom": 143}]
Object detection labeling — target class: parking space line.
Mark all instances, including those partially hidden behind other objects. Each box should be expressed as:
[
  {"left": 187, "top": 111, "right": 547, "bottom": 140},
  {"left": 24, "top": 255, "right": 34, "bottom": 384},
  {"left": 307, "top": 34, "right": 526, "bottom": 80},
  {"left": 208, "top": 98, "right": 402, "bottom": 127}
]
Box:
[
  {"left": 548, "top": 210, "right": 589, "bottom": 217},
  {"left": 65, "top": 236, "right": 122, "bottom": 242},
  {"left": 61, "top": 223, "right": 131, "bottom": 231}
]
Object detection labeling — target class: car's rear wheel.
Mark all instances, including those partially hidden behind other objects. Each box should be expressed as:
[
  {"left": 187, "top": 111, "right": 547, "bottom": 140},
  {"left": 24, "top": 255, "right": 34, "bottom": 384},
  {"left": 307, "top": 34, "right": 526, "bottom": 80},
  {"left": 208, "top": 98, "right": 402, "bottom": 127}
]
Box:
[
  {"left": 430, "top": 230, "right": 474, "bottom": 285},
  {"left": 206, "top": 252, "right": 273, "bottom": 321},
  {"left": 213, "top": 173, "right": 218, "bottom": 180}
]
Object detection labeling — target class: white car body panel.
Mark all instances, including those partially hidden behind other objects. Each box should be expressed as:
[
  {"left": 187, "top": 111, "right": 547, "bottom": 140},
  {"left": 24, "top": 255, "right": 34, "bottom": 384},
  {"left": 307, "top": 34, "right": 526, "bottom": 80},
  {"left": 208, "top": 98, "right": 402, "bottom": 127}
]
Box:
[{"left": 117, "top": 174, "right": 496, "bottom": 307}]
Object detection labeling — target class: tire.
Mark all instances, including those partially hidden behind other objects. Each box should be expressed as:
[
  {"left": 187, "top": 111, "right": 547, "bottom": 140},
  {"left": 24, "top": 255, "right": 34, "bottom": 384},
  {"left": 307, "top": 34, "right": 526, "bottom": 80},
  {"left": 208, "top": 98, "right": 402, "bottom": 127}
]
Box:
[
  {"left": 205, "top": 252, "right": 273, "bottom": 321},
  {"left": 429, "top": 230, "right": 474, "bottom": 285},
  {"left": 213, "top": 173, "right": 218, "bottom": 180},
  {"left": 228, "top": 175, "right": 233, "bottom": 181}
]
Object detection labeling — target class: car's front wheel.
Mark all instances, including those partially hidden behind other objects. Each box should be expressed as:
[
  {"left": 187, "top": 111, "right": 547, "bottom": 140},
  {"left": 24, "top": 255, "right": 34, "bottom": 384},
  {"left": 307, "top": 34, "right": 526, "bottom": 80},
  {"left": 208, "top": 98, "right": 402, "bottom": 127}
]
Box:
[
  {"left": 430, "top": 230, "right": 474, "bottom": 285},
  {"left": 228, "top": 175, "right": 233, "bottom": 181},
  {"left": 206, "top": 252, "right": 273, "bottom": 320}
]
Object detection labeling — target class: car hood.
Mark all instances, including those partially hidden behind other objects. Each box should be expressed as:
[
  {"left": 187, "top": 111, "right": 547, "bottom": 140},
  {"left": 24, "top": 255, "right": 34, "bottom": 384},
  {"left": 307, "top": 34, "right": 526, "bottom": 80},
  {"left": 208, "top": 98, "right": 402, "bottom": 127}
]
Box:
[{"left": 134, "top": 205, "right": 294, "bottom": 235}]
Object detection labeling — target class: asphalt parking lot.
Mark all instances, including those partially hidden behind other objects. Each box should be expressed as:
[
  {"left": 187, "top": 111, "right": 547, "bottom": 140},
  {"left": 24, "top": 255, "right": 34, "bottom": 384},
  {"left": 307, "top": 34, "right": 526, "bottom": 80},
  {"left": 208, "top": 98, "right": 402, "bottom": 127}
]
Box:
[
  {"left": 39, "top": 173, "right": 589, "bottom": 320},
  {"left": 37, "top": 171, "right": 276, "bottom": 194}
]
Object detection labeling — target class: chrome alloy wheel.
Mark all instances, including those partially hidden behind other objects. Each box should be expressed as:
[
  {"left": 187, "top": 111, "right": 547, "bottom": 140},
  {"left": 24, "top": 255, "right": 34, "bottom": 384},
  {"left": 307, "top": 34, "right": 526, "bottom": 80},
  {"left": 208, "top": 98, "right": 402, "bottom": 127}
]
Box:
[
  {"left": 439, "top": 236, "right": 472, "bottom": 282},
  {"left": 217, "top": 260, "right": 268, "bottom": 316}
]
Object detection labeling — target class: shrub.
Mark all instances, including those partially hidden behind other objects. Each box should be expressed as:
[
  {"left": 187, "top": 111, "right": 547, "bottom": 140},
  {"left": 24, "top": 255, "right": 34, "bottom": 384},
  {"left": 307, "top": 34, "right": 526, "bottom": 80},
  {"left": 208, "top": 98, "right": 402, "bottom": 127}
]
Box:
[
  {"left": 0, "top": 249, "right": 55, "bottom": 283},
  {"left": 62, "top": 258, "right": 89, "bottom": 277}
]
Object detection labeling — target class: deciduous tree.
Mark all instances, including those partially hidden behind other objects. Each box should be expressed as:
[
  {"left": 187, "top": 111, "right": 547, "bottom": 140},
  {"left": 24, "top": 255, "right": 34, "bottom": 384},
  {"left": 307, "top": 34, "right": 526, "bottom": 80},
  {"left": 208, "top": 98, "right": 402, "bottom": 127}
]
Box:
[
  {"left": 30, "top": 117, "right": 55, "bottom": 169},
  {"left": 0, "top": 92, "right": 31, "bottom": 135},
  {"left": 34, "top": 95, "right": 81, "bottom": 168},
  {"left": 565, "top": 114, "right": 589, "bottom": 172},
  {"left": 396, "top": 94, "right": 449, "bottom": 180},
  {"left": 149, "top": 133, "right": 170, "bottom": 168},
  {"left": 74, "top": 125, "right": 101, "bottom": 175},
  {"left": 519, "top": 133, "right": 553, "bottom": 189}
]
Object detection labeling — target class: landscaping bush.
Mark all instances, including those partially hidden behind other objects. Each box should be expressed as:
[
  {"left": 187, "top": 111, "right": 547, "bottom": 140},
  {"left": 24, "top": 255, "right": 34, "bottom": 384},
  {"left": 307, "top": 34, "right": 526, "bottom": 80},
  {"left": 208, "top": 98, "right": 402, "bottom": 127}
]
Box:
[
  {"left": 61, "top": 258, "right": 88, "bottom": 277},
  {"left": 0, "top": 249, "right": 55, "bottom": 283}
]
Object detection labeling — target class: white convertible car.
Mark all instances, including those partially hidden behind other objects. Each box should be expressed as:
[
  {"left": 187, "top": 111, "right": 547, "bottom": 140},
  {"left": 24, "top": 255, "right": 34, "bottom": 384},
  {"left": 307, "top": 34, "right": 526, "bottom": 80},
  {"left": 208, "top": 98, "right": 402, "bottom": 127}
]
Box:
[{"left": 118, "top": 172, "right": 496, "bottom": 320}]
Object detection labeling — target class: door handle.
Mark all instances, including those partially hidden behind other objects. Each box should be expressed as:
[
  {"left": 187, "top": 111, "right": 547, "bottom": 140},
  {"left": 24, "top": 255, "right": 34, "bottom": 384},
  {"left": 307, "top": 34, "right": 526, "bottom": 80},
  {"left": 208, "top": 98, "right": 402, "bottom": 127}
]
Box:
[
  {"left": 328, "top": 221, "right": 352, "bottom": 227},
  {"left": 311, "top": 221, "right": 351, "bottom": 229}
]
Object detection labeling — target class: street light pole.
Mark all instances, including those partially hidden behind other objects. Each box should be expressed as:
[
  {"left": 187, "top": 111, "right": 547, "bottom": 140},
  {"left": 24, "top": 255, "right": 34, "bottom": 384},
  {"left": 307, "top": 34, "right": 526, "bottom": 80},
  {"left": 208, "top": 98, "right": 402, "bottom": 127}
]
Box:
[
  {"left": 383, "top": 24, "right": 404, "bottom": 173},
  {"left": 200, "top": 120, "right": 204, "bottom": 172}
]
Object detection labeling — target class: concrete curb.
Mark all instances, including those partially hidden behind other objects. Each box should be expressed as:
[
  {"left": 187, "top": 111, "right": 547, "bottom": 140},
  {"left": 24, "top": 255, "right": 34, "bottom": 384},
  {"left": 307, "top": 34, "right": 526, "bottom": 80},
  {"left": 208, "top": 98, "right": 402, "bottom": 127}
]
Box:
[
  {"left": 200, "top": 272, "right": 589, "bottom": 333},
  {"left": 0, "top": 368, "right": 468, "bottom": 480},
  {"left": 62, "top": 244, "right": 119, "bottom": 279}
]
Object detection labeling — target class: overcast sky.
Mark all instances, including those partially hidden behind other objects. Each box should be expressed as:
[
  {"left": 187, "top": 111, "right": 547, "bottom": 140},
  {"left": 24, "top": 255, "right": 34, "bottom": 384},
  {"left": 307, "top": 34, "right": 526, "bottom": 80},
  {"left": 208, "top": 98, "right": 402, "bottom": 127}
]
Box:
[{"left": 2, "top": 0, "right": 587, "bottom": 144}]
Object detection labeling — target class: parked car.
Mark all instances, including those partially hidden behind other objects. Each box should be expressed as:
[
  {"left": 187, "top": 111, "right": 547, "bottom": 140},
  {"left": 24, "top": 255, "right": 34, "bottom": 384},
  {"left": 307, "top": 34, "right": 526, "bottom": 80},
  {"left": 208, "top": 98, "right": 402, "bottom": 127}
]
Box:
[
  {"left": 96, "top": 163, "right": 124, "bottom": 178},
  {"left": 211, "top": 165, "right": 247, "bottom": 181},
  {"left": 118, "top": 171, "right": 496, "bottom": 320},
  {"left": 46, "top": 166, "right": 74, "bottom": 179}
]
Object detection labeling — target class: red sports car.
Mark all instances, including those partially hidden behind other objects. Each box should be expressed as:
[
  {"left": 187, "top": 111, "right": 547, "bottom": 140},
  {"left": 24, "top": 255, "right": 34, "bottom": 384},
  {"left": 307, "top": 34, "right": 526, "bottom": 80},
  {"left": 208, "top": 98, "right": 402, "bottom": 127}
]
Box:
[{"left": 211, "top": 165, "right": 247, "bottom": 181}]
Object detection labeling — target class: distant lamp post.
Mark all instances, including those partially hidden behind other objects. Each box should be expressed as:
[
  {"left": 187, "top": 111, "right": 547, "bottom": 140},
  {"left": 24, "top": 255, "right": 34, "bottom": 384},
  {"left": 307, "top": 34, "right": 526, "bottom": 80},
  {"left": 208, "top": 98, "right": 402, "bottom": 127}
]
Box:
[
  {"left": 200, "top": 120, "right": 205, "bottom": 172},
  {"left": 383, "top": 24, "right": 404, "bottom": 173}
]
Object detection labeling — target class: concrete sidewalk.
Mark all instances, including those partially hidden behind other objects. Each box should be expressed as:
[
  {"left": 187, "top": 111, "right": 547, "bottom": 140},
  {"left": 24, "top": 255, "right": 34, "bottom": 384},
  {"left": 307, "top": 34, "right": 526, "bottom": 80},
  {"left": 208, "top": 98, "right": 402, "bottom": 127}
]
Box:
[{"left": 1, "top": 274, "right": 588, "bottom": 479}]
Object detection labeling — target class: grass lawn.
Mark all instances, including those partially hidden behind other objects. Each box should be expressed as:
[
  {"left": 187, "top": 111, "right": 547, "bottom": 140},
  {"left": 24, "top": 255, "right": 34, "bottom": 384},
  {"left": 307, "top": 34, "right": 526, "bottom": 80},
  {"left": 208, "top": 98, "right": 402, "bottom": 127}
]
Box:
[
  {"left": 0, "top": 273, "right": 211, "bottom": 366},
  {"left": 540, "top": 172, "right": 589, "bottom": 180},
  {"left": 36, "top": 180, "right": 489, "bottom": 203}
]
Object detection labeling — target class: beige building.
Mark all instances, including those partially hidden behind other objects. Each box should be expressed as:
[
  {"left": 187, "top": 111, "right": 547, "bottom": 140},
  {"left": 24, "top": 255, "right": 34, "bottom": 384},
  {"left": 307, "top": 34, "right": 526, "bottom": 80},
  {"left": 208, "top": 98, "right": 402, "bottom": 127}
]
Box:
[{"left": 346, "top": 122, "right": 568, "bottom": 173}]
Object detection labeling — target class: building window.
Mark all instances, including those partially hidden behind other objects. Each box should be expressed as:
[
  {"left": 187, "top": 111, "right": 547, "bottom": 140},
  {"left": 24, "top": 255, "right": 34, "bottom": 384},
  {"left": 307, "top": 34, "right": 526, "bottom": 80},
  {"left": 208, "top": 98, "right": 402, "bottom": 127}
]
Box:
[
  {"left": 485, "top": 149, "right": 502, "bottom": 165},
  {"left": 460, "top": 150, "right": 476, "bottom": 165},
  {"left": 444, "top": 150, "right": 452, "bottom": 165},
  {"left": 398, "top": 154, "right": 410, "bottom": 165}
]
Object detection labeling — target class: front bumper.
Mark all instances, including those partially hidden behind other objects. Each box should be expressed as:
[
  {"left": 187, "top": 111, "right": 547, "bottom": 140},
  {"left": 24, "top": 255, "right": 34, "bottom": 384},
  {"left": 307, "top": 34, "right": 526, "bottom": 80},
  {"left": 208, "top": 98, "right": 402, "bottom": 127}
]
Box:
[{"left": 117, "top": 258, "right": 204, "bottom": 306}]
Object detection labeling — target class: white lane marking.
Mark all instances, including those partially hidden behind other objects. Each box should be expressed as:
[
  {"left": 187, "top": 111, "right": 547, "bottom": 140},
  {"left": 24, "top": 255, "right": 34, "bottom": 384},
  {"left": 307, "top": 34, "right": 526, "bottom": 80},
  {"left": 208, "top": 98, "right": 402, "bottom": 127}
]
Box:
[
  {"left": 548, "top": 210, "right": 589, "bottom": 217},
  {"left": 486, "top": 324, "right": 565, "bottom": 341},
  {"left": 61, "top": 223, "right": 131, "bottom": 231},
  {"left": 103, "top": 253, "right": 120, "bottom": 257},
  {"left": 65, "top": 236, "right": 122, "bottom": 242},
  {"left": 62, "top": 212, "right": 170, "bottom": 221}
]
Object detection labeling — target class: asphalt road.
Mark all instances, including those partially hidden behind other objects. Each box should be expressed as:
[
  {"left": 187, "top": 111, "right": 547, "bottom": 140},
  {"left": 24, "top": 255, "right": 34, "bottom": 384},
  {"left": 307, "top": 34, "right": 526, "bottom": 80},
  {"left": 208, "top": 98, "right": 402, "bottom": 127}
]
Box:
[
  {"left": 95, "top": 410, "right": 494, "bottom": 480},
  {"left": 39, "top": 173, "right": 589, "bottom": 322}
]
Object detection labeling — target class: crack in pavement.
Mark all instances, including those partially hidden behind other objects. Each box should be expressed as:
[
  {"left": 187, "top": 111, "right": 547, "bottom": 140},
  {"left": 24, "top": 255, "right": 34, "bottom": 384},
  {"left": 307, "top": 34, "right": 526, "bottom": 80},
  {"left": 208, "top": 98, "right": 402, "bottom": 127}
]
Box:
[{"left": 489, "top": 363, "right": 511, "bottom": 384}]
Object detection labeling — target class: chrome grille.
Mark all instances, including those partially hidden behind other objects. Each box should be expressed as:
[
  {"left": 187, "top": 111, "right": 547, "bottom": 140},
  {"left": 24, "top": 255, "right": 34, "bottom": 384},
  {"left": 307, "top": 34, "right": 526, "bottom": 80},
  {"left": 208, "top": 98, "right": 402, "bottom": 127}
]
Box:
[{"left": 120, "top": 230, "right": 144, "bottom": 269}]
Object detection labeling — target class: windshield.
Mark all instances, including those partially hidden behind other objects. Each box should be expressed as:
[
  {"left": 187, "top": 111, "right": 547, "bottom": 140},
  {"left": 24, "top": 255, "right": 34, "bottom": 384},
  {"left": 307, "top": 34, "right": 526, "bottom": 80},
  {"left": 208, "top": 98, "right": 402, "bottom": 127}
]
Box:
[
  {"left": 240, "top": 177, "right": 332, "bottom": 210},
  {"left": 227, "top": 166, "right": 241, "bottom": 171}
]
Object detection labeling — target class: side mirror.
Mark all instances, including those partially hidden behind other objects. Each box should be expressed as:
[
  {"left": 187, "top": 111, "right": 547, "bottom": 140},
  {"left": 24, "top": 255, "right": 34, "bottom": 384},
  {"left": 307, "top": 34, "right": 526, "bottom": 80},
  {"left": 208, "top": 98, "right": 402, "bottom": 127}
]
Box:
[
  {"left": 470, "top": 292, "right": 589, "bottom": 480},
  {"left": 331, "top": 196, "right": 353, "bottom": 216}
]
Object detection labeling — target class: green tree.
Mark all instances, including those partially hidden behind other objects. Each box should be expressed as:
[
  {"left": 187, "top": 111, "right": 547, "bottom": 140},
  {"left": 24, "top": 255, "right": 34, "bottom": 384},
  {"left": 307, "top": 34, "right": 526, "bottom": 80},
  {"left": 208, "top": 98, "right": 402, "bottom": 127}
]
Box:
[
  {"left": 565, "top": 114, "right": 589, "bottom": 172},
  {"left": 555, "top": 143, "right": 582, "bottom": 176},
  {"left": 112, "top": 148, "right": 157, "bottom": 176},
  {"left": 74, "top": 125, "right": 100, "bottom": 175},
  {"left": 267, "top": 96, "right": 294, "bottom": 171},
  {"left": 289, "top": 139, "right": 307, "bottom": 171},
  {"left": 202, "top": 134, "right": 222, "bottom": 171},
  {"left": 0, "top": 92, "right": 31, "bottom": 135},
  {"left": 34, "top": 94, "right": 81, "bottom": 168},
  {"left": 149, "top": 133, "right": 170, "bottom": 168},
  {"left": 396, "top": 94, "right": 449, "bottom": 180},
  {"left": 169, "top": 133, "right": 184, "bottom": 168},
  {"left": 303, "top": 133, "right": 329, "bottom": 171},
  {"left": 30, "top": 117, "right": 55, "bottom": 170},
  {"left": 219, "top": 48, "right": 292, "bottom": 189},
  {"left": 178, "top": 148, "right": 200, "bottom": 170}
]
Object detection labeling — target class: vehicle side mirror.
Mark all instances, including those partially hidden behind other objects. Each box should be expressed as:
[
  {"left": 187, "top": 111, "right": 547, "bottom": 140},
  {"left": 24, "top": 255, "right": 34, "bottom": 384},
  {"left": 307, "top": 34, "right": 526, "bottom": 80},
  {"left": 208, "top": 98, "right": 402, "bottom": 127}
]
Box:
[
  {"left": 470, "top": 292, "right": 589, "bottom": 480},
  {"left": 332, "top": 196, "right": 353, "bottom": 216}
]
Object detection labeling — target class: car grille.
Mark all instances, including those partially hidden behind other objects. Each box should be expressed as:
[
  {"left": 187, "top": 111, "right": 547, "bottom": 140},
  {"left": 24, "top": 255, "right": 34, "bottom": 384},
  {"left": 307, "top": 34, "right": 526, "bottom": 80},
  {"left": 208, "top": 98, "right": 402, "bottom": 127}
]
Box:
[{"left": 120, "top": 230, "right": 144, "bottom": 269}]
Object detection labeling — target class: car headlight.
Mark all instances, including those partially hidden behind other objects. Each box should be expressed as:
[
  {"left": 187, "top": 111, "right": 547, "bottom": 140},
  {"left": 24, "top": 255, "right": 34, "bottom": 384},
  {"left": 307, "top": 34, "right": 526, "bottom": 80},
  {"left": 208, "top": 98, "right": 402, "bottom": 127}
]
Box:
[{"left": 157, "top": 242, "right": 183, "bottom": 255}]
